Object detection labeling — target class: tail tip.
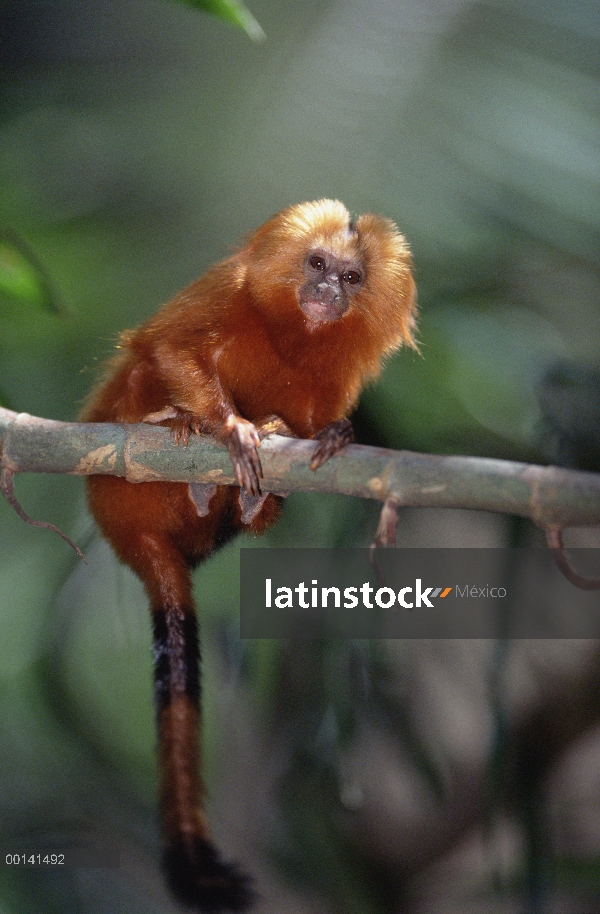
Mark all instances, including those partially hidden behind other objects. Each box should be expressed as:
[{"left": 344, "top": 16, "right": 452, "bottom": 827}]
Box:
[{"left": 163, "top": 837, "right": 255, "bottom": 912}]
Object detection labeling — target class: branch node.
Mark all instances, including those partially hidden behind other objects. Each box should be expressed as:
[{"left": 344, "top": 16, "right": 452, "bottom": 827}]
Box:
[
  {"left": 373, "top": 496, "right": 400, "bottom": 548},
  {"left": 369, "top": 496, "right": 402, "bottom": 585}
]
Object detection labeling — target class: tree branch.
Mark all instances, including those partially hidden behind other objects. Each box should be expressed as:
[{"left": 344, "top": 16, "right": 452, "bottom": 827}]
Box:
[{"left": 1, "top": 406, "right": 599, "bottom": 529}]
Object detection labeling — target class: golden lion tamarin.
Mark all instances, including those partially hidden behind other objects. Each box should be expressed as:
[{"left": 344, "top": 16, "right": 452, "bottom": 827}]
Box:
[{"left": 81, "top": 199, "right": 416, "bottom": 911}]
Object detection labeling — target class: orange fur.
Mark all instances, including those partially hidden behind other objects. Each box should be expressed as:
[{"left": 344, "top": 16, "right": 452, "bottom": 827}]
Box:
[{"left": 81, "top": 199, "right": 416, "bottom": 911}]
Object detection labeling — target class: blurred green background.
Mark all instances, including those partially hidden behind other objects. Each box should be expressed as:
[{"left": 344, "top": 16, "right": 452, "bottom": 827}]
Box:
[{"left": 0, "top": 1, "right": 599, "bottom": 911}]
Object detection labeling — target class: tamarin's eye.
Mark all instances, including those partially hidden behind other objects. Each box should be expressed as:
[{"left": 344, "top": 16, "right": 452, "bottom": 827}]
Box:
[
  {"left": 309, "top": 255, "right": 326, "bottom": 271},
  {"left": 343, "top": 270, "right": 362, "bottom": 285}
]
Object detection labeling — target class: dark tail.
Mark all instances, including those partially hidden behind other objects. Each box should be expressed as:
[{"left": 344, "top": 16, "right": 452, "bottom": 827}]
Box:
[{"left": 152, "top": 604, "right": 254, "bottom": 912}]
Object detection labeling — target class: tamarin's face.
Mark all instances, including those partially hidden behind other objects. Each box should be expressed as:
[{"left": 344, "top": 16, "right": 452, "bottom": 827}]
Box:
[
  {"left": 298, "top": 247, "right": 364, "bottom": 326},
  {"left": 245, "top": 199, "right": 416, "bottom": 349}
]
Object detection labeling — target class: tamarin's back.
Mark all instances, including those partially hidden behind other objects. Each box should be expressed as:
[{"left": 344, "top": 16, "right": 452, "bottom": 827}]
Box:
[{"left": 81, "top": 199, "right": 416, "bottom": 911}]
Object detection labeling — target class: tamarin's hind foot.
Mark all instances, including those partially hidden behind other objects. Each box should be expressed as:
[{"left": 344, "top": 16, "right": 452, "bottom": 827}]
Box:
[{"left": 163, "top": 838, "right": 254, "bottom": 912}]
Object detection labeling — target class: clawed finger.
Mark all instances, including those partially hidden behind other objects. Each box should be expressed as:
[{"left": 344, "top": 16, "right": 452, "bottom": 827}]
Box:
[
  {"left": 227, "top": 423, "right": 263, "bottom": 496},
  {"left": 173, "top": 426, "right": 190, "bottom": 446},
  {"left": 232, "top": 450, "right": 263, "bottom": 496},
  {"left": 310, "top": 442, "right": 332, "bottom": 470}
]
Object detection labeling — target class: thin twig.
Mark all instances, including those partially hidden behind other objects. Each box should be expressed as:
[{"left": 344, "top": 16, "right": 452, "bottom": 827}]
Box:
[
  {"left": 545, "top": 526, "right": 600, "bottom": 590},
  {"left": 0, "top": 466, "right": 86, "bottom": 563}
]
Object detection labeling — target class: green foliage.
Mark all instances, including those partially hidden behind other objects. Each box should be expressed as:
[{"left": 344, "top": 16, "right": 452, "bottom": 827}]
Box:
[
  {"left": 169, "top": 0, "right": 265, "bottom": 40},
  {"left": 0, "top": 230, "right": 63, "bottom": 405},
  {"left": 0, "top": 230, "right": 61, "bottom": 314}
]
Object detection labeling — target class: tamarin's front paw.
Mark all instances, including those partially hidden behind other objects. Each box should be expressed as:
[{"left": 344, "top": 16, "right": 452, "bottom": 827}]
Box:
[
  {"left": 224, "top": 417, "right": 262, "bottom": 496},
  {"left": 170, "top": 411, "right": 204, "bottom": 446},
  {"left": 310, "top": 418, "right": 355, "bottom": 470},
  {"left": 144, "top": 407, "right": 205, "bottom": 446},
  {"left": 163, "top": 837, "right": 254, "bottom": 912}
]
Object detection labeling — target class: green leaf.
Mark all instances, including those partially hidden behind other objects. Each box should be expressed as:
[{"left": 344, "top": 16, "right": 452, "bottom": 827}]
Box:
[
  {"left": 170, "top": 0, "right": 265, "bottom": 41},
  {"left": 0, "top": 230, "right": 61, "bottom": 313}
]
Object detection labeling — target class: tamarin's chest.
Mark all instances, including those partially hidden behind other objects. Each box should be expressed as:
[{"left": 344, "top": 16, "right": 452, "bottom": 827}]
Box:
[{"left": 215, "top": 331, "right": 356, "bottom": 436}]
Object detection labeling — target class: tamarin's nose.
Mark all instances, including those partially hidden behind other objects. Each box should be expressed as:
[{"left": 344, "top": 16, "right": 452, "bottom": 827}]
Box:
[{"left": 319, "top": 275, "right": 341, "bottom": 297}]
